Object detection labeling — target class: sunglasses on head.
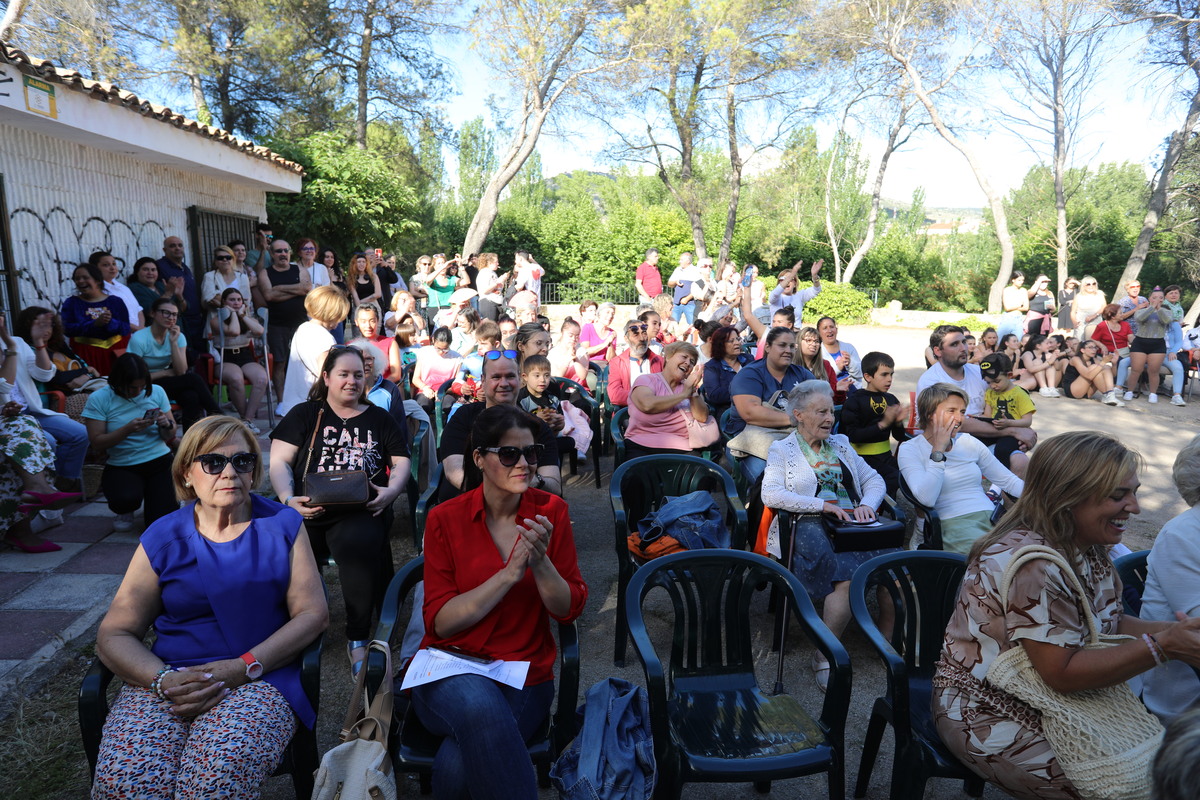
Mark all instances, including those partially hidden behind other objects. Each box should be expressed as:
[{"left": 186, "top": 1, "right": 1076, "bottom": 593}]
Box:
[
  {"left": 479, "top": 444, "right": 545, "bottom": 467},
  {"left": 193, "top": 452, "right": 258, "bottom": 475},
  {"left": 484, "top": 349, "right": 519, "bottom": 361}
]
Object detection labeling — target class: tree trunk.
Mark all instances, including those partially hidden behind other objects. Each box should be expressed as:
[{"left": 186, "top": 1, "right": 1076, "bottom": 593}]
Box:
[
  {"left": 718, "top": 81, "right": 742, "bottom": 268},
  {"left": 823, "top": 131, "right": 843, "bottom": 282},
  {"left": 187, "top": 71, "right": 212, "bottom": 126},
  {"left": 1115, "top": 86, "right": 1200, "bottom": 300},
  {"left": 0, "top": 0, "right": 29, "bottom": 40},
  {"left": 1052, "top": 38, "right": 1069, "bottom": 290},
  {"left": 843, "top": 101, "right": 909, "bottom": 285},
  {"left": 462, "top": 107, "right": 549, "bottom": 257},
  {"left": 895, "top": 56, "right": 1015, "bottom": 312},
  {"left": 354, "top": 0, "right": 377, "bottom": 150}
]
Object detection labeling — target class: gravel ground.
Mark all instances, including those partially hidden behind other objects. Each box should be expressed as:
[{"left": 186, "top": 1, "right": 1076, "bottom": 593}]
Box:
[{"left": 265, "top": 324, "right": 1192, "bottom": 800}]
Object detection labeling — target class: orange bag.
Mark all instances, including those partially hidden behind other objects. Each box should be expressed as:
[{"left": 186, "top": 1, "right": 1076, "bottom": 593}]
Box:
[{"left": 627, "top": 531, "right": 685, "bottom": 560}]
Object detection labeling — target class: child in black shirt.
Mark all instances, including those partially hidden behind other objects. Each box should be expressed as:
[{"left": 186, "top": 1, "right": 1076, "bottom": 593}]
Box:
[{"left": 839, "top": 351, "right": 909, "bottom": 496}]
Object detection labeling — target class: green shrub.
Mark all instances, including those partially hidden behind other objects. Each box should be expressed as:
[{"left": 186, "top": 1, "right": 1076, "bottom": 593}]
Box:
[
  {"left": 926, "top": 315, "right": 995, "bottom": 332},
  {"left": 802, "top": 283, "right": 873, "bottom": 324}
]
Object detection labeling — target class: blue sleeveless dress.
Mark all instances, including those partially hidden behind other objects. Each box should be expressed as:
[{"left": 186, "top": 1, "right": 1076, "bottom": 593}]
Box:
[{"left": 141, "top": 494, "right": 315, "bottom": 728}]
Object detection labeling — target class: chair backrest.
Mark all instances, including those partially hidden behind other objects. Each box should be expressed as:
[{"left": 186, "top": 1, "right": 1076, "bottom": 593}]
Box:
[
  {"left": 626, "top": 549, "right": 847, "bottom": 697},
  {"left": 433, "top": 377, "right": 456, "bottom": 446},
  {"left": 1113, "top": 549, "right": 1150, "bottom": 616},
  {"left": 610, "top": 406, "right": 630, "bottom": 466},
  {"left": 610, "top": 454, "right": 747, "bottom": 550},
  {"left": 897, "top": 470, "right": 943, "bottom": 550},
  {"left": 408, "top": 416, "right": 429, "bottom": 486},
  {"left": 850, "top": 550, "right": 966, "bottom": 683}
]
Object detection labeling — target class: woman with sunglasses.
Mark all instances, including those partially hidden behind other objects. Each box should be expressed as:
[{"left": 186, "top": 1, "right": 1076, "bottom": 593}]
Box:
[
  {"left": 270, "top": 346, "right": 410, "bottom": 678},
  {"left": 201, "top": 245, "right": 252, "bottom": 313},
  {"left": 92, "top": 416, "right": 327, "bottom": 799},
  {"left": 1070, "top": 275, "right": 1107, "bottom": 340},
  {"left": 412, "top": 403, "right": 586, "bottom": 800},
  {"left": 82, "top": 353, "right": 177, "bottom": 532}
]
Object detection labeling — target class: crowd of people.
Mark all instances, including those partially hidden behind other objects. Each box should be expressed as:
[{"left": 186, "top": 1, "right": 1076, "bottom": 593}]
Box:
[{"left": 9, "top": 234, "right": 1200, "bottom": 800}]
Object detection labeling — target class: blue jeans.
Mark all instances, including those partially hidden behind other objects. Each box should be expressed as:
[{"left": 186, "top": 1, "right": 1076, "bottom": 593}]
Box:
[
  {"left": 671, "top": 302, "right": 696, "bottom": 325},
  {"left": 33, "top": 413, "right": 88, "bottom": 481},
  {"left": 412, "top": 675, "right": 554, "bottom": 800},
  {"left": 740, "top": 455, "right": 767, "bottom": 485}
]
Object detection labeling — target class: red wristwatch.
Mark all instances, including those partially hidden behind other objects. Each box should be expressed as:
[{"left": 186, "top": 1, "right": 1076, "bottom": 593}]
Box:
[{"left": 240, "top": 652, "right": 264, "bottom": 680}]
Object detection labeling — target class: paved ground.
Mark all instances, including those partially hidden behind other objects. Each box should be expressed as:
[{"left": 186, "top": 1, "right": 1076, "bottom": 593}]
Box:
[{"left": 2, "top": 323, "right": 1193, "bottom": 799}]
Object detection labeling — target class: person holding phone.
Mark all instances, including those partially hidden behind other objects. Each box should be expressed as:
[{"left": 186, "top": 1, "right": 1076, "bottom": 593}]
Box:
[
  {"left": 769, "top": 259, "right": 823, "bottom": 317},
  {"left": 82, "top": 353, "right": 178, "bottom": 532},
  {"left": 412, "top": 403, "right": 587, "bottom": 800}
]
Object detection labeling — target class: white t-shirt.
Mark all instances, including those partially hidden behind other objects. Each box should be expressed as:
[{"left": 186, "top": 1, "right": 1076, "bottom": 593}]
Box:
[
  {"left": 897, "top": 433, "right": 1024, "bottom": 521},
  {"left": 278, "top": 321, "right": 336, "bottom": 415},
  {"left": 309, "top": 263, "right": 331, "bottom": 288},
  {"left": 105, "top": 280, "right": 143, "bottom": 328},
  {"left": 916, "top": 361, "right": 988, "bottom": 416}
]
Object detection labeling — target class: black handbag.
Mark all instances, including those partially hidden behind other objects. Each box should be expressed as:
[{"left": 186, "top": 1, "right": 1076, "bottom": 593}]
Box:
[
  {"left": 301, "top": 408, "right": 371, "bottom": 506},
  {"left": 819, "top": 457, "right": 904, "bottom": 552}
]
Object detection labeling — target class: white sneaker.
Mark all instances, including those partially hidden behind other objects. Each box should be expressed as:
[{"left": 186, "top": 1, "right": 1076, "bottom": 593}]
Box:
[
  {"left": 112, "top": 512, "right": 135, "bottom": 532},
  {"left": 1048, "top": 387, "right": 1061, "bottom": 397},
  {"left": 1038, "top": 387, "right": 1053, "bottom": 397},
  {"left": 1172, "top": 394, "right": 1186, "bottom": 407},
  {"left": 1148, "top": 393, "right": 1159, "bottom": 404},
  {"left": 1103, "top": 391, "right": 1125, "bottom": 407},
  {"left": 1123, "top": 391, "right": 1134, "bottom": 401},
  {"left": 31, "top": 510, "right": 64, "bottom": 534}
]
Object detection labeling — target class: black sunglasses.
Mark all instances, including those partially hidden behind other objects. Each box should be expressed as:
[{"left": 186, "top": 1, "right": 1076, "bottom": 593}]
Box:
[
  {"left": 215, "top": 254, "right": 233, "bottom": 261},
  {"left": 627, "top": 323, "right": 648, "bottom": 333},
  {"left": 480, "top": 444, "right": 545, "bottom": 467},
  {"left": 484, "top": 349, "right": 519, "bottom": 361},
  {"left": 193, "top": 452, "right": 258, "bottom": 475},
  {"left": 273, "top": 248, "right": 291, "bottom": 254}
]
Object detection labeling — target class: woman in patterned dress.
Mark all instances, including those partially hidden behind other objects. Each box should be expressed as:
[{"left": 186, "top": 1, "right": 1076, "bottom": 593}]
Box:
[{"left": 933, "top": 431, "right": 1200, "bottom": 799}]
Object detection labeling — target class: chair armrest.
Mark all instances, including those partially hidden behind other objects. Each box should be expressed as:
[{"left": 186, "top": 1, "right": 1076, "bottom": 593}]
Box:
[
  {"left": 298, "top": 629, "right": 324, "bottom": 715},
  {"left": 78, "top": 657, "right": 116, "bottom": 774},
  {"left": 724, "top": 479, "right": 750, "bottom": 551},
  {"left": 553, "top": 620, "right": 580, "bottom": 756},
  {"left": 625, "top": 599, "right": 671, "bottom": 767},
  {"left": 413, "top": 466, "right": 444, "bottom": 552},
  {"left": 39, "top": 390, "right": 67, "bottom": 413}
]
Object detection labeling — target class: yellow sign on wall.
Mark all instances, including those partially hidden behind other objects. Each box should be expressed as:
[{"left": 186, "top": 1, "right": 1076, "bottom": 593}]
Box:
[{"left": 23, "top": 76, "right": 57, "bottom": 119}]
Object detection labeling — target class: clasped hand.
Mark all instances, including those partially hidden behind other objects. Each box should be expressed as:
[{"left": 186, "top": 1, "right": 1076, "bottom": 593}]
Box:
[
  {"left": 823, "top": 502, "right": 875, "bottom": 522},
  {"left": 159, "top": 658, "right": 245, "bottom": 716},
  {"left": 504, "top": 514, "right": 553, "bottom": 578}
]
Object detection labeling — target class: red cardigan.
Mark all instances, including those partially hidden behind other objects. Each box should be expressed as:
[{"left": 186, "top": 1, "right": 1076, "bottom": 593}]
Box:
[
  {"left": 420, "top": 486, "right": 588, "bottom": 685},
  {"left": 606, "top": 349, "right": 664, "bottom": 407}
]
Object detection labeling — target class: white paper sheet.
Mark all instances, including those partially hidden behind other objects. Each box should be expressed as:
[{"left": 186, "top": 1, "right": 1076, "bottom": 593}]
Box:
[{"left": 400, "top": 647, "right": 530, "bottom": 690}]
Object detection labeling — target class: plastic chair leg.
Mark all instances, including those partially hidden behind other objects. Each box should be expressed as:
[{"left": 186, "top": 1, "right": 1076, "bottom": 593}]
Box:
[
  {"left": 613, "top": 568, "right": 629, "bottom": 667},
  {"left": 854, "top": 704, "right": 888, "bottom": 797}
]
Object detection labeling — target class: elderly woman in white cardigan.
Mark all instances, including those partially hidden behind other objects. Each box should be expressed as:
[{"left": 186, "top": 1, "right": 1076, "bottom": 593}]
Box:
[{"left": 761, "top": 379, "right": 898, "bottom": 691}]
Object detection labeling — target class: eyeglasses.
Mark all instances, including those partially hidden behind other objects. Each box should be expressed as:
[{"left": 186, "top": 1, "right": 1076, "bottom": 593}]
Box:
[
  {"left": 301, "top": 246, "right": 316, "bottom": 252},
  {"left": 157, "top": 310, "right": 178, "bottom": 318},
  {"left": 193, "top": 452, "right": 258, "bottom": 475},
  {"left": 627, "top": 324, "right": 648, "bottom": 334},
  {"left": 273, "top": 248, "right": 291, "bottom": 254},
  {"left": 479, "top": 444, "right": 545, "bottom": 467},
  {"left": 215, "top": 254, "right": 233, "bottom": 261},
  {"left": 483, "top": 349, "right": 519, "bottom": 361}
]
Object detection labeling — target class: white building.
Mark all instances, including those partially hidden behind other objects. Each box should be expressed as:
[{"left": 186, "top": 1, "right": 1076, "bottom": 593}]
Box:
[{"left": 0, "top": 41, "right": 302, "bottom": 311}]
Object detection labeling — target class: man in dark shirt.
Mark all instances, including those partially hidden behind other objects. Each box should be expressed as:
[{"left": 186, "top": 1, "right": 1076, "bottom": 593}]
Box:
[
  {"left": 257, "top": 239, "right": 312, "bottom": 393},
  {"left": 155, "top": 235, "right": 205, "bottom": 354},
  {"left": 437, "top": 353, "right": 561, "bottom": 501}
]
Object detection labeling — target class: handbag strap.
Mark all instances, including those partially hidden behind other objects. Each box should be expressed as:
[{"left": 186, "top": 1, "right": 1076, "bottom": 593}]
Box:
[
  {"left": 998, "top": 545, "right": 1100, "bottom": 646},
  {"left": 338, "top": 639, "right": 394, "bottom": 745},
  {"left": 301, "top": 406, "right": 325, "bottom": 480}
]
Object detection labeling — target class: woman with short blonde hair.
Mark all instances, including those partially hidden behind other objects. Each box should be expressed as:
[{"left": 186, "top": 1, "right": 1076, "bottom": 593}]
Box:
[{"left": 277, "top": 285, "right": 351, "bottom": 415}]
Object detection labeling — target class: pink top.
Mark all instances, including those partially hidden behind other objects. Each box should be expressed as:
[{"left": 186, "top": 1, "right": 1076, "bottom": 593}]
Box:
[
  {"left": 625, "top": 372, "right": 690, "bottom": 451},
  {"left": 580, "top": 323, "right": 615, "bottom": 363},
  {"left": 415, "top": 347, "right": 463, "bottom": 392}
]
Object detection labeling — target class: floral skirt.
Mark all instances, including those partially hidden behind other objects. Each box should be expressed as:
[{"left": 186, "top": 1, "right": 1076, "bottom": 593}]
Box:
[
  {"left": 788, "top": 516, "right": 900, "bottom": 599},
  {"left": 0, "top": 415, "right": 55, "bottom": 531}
]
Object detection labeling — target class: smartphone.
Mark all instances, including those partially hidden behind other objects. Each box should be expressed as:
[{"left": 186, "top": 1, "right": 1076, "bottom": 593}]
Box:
[
  {"left": 429, "top": 644, "right": 493, "bottom": 665},
  {"left": 374, "top": 248, "right": 383, "bottom": 258},
  {"left": 143, "top": 409, "right": 158, "bottom": 420},
  {"left": 740, "top": 267, "right": 756, "bottom": 288}
]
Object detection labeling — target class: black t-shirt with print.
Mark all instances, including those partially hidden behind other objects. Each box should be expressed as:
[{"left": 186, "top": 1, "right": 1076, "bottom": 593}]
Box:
[{"left": 271, "top": 401, "right": 409, "bottom": 489}]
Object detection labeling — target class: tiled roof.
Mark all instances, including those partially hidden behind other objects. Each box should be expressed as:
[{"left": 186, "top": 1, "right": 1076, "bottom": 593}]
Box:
[{"left": 0, "top": 40, "right": 304, "bottom": 175}]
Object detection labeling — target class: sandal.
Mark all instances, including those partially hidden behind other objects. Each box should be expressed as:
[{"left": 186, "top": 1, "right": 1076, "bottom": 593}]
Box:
[
  {"left": 18, "top": 490, "right": 81, "bottom": 514},
  {"left": 347, "top": 640, "right": 369, "bottom": 680},
  {"left": 812, "top": 655, "right": 830, "bottom": 693}
]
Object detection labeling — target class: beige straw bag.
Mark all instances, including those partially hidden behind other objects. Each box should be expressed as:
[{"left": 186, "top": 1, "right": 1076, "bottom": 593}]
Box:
[{"left": 986, "top": 545, "right": 1163, "bottom": 800}]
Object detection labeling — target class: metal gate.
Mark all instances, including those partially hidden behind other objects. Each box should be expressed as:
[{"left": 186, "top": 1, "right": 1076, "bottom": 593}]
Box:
[
  {"left": 185, "top": 206, "right": 259, "bottom": 280},
  {"left": 0, "top": 175, "right": 22, "bottom": 317}
]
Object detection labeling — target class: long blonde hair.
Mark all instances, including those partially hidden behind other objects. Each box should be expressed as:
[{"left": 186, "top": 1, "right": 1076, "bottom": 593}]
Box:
[{"left": 968, "top": 431, "right": 1142, "bottom": 564}]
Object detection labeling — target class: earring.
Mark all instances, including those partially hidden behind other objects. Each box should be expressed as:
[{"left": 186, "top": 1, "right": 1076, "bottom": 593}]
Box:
[{"left": 183, "top": 479, "right": 191, "bottom": 488}]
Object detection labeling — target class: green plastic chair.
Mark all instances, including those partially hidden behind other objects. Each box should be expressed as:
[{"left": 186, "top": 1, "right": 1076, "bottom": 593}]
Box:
[
  {"left": 609, "top": 454, "right": 747, "bottom": 666},
  {"left": 626, "top": 549, "right": 850, "bottom": 800}
]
